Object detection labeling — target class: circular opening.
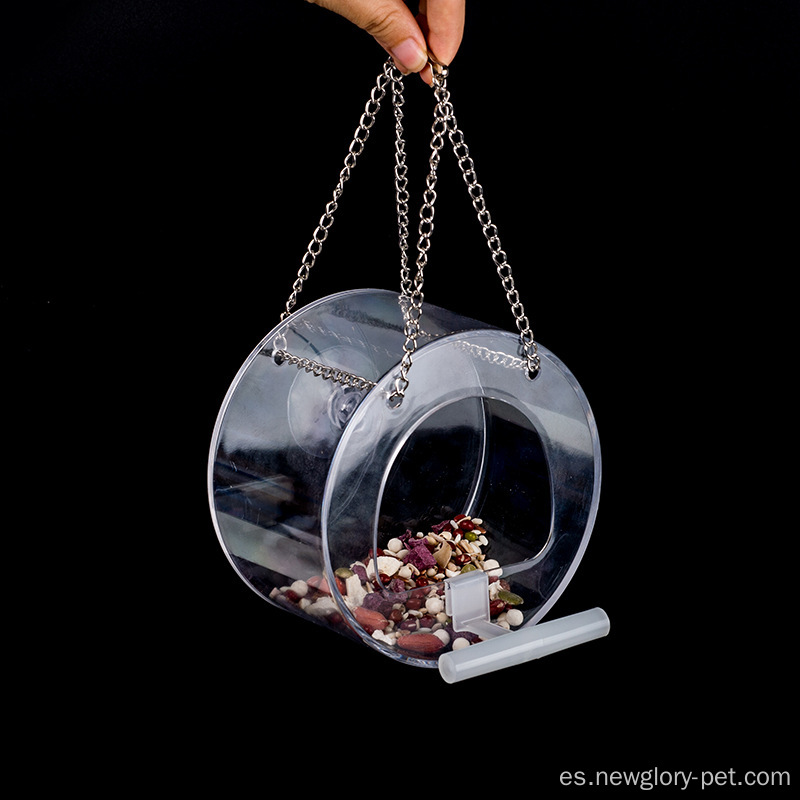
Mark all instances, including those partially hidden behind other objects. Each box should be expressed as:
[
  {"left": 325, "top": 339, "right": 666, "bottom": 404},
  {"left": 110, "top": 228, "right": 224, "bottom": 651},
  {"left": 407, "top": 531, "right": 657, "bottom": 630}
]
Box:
[
  {"left": 320, "top": 392, "right": 556, "bottom": 667},
  {"left": 320, "top": 327, "right": 600, "bottom": 666}
]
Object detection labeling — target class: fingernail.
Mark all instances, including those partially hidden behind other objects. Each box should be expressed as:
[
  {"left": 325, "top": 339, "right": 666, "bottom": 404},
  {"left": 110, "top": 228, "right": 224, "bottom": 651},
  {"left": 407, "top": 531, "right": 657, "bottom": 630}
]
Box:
[{"left": 391, "top": 38, "right": 428, "bottom": 74}]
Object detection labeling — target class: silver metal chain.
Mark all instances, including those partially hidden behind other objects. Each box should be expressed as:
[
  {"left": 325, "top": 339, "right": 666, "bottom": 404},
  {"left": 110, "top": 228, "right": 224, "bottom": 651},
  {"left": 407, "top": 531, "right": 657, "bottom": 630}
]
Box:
[
  {"left": 279, "top": 60, "right": 399, "bottom": 322},
  {"left": 271, "top": 348, "right": 377, "bottom": 391},
  {"left": 433, "top": 64, "right": 541, "bottom": 379},
  {"left": 392, "top": 66, "right": 412, "bottom": 297},
  {"left": 275, "top": 57, "right": 540, "bottom": 400},
  {"left": 272, "top": 61, "right": 400, "bottom": 393},
  {"left": 390, "top": 60, "right": 449, "bottom": 401}
]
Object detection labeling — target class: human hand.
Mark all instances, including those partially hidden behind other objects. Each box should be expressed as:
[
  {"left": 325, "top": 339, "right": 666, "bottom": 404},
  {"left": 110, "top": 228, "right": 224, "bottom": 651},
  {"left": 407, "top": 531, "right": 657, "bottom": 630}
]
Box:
[{"left": 307, "top": 0, "right": 465, "bottom": 83}]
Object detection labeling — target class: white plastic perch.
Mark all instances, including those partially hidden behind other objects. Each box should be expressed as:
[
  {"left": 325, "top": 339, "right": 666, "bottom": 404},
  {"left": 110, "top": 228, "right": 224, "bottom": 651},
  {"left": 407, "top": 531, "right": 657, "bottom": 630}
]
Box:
[{"left": 438, "top": 570, "right": 610, "bottom": 683}]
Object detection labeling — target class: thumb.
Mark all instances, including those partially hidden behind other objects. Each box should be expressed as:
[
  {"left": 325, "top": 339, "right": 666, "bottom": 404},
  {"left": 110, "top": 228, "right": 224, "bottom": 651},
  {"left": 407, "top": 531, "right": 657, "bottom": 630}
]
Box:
[{"left": 308, "top": 0, "right": 429, "bottom": 74}]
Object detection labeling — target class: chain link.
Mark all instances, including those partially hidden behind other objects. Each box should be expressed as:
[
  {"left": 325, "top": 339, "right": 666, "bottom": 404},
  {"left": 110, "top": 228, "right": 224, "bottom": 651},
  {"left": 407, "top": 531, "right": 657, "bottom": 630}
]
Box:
[
  {"left": 275, "top": 57, "right": 540, "bottom": 399},
  {"left": 273, "top": 60, "right": 402, "bottom": 392},
  {"left": 280, "top": 61, "right": 398, "bottom": 322},
  {"left": 389, "top": 61, "right": 451, "bottom": 400},
  {"left": 272, "top": 349, "right": 376, "bottom": 390},
  {"left": 392, "top": 68, "right": 412, "bottom": 297},
  {"left": 434, "top": 66, "right": 541, "bottom": 378}
]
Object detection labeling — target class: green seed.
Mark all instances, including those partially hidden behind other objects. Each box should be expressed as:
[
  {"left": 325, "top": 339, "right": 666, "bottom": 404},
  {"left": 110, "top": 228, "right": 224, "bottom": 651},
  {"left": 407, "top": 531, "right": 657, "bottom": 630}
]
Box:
[
  {"left": 465, "top": 531, "right": 478, "bottom": 542},
  {"left": 460, "top": 563, "right": 477, "bottom": 573},
  {"left": 335, "top": 567, "right": 354, "bottom": 579},
  {"left": 497, "top": 589, "right": 524, "bottom": 605}
]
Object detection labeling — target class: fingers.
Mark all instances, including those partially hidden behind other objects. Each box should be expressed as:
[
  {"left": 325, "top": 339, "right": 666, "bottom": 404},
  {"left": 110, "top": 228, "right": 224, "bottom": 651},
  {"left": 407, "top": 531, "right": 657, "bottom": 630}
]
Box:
[
  {"left": 417, "top": 0, "right": 465, "bottom": 67},
  {"left": 309, "top": 0, "right": 428, "bottom": 74},
  {"left": 307, "top": 0, "right": 466, "bottom": 82}
]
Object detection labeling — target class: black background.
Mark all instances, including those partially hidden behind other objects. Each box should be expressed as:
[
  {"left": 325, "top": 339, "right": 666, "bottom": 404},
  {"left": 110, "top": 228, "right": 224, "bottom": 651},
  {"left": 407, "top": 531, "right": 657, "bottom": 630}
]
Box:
[{"left": 3, "top": 1, "right": 797, "bottom": 790}]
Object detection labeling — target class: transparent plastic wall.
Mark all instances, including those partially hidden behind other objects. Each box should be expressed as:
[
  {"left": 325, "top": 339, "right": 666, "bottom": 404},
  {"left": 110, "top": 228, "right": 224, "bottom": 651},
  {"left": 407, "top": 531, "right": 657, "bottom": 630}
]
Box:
[{"left": 208, "top": 289, "right": 601, "bottom": 671}]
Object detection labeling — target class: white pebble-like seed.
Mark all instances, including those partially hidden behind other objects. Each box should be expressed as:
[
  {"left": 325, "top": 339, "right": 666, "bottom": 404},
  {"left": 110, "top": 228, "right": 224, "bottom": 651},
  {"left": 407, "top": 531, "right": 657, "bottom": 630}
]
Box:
[
  {"left": 483, "top": 559, "right": 503, "bottom": 576},
  {"left": 370, "top": 555, "right": 403, "bottom": 577},
  {"left": 345, "top": 574, "right": 366, "bottom": 606},
  {"left": 425, "top": 596, "right": 444, "bottom": 615},
  {"left": 386, "top": 537, "right": 403, "bottom": 553},
  {"left": 452, "top": 636, "right": 471, "bottom": 651},
  {"left": 506, "top": 608, "right": 524, "bottom": 626},
  {"left": 306, "top": 596, "right": 338, "bottom": 616},
  {"left": 433, "top": 629, "right": 450, "bottom": 646}
]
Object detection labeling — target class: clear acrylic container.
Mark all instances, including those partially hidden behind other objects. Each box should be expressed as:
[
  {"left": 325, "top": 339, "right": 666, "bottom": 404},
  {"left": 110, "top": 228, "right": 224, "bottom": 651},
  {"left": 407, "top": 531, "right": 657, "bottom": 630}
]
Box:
[{"left": 208, "top": 288, "right": 605, "bottom": 680}]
